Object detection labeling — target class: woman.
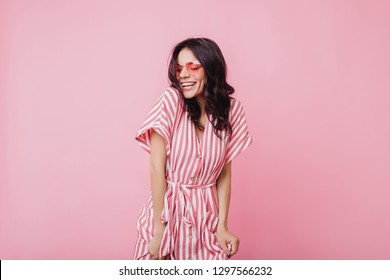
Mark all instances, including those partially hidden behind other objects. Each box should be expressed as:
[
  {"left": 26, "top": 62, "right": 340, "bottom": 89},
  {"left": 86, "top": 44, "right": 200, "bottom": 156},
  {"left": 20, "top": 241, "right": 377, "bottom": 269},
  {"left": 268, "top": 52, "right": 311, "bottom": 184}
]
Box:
[{"left": 133, "top": 37, "right": 253, "bottom": 260}]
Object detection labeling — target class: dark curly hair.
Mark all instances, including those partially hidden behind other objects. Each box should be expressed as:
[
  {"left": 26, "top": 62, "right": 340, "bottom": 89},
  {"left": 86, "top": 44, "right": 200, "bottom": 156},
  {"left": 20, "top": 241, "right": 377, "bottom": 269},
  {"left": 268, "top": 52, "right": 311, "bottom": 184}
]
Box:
[{"left": 168, "top": 37, "right": 234, "bottom": 139}]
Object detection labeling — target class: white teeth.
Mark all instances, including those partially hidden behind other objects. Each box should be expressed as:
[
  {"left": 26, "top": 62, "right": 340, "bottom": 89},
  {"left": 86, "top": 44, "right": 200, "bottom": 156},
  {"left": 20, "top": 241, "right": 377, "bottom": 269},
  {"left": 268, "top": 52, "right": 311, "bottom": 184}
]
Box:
[{"left": 182, "top": 82, "right": 196, "bottom": 87}]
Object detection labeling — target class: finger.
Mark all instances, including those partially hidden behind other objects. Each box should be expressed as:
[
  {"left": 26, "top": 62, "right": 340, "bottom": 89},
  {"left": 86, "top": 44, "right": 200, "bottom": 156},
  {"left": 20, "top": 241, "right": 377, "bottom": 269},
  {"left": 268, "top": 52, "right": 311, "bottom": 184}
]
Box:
[
  {"left": 147, "top": 244, "right": 151, "bottom": 254},
  {"left": 150, "top": 251, "right": 160, "bottom": 260},
  {"left": 230, "top": 238, "right": 240, "bottom": 255},
  {"left": 219, "top": 240, "right": 230, "bottom": 255}
]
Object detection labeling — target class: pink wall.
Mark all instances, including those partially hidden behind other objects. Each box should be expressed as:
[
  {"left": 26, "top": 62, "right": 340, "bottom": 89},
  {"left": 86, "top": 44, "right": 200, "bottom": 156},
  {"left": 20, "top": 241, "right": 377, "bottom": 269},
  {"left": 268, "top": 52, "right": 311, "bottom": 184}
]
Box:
[{"left": 1, "top": 0, "right": 390, "bottom": 259}]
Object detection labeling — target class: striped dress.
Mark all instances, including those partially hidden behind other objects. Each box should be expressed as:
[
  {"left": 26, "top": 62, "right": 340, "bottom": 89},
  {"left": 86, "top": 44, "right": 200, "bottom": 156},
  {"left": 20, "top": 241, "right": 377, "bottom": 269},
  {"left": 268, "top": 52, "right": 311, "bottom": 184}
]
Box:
[{"left": 133, "top": 86, "right": 253, "bottom": 260}]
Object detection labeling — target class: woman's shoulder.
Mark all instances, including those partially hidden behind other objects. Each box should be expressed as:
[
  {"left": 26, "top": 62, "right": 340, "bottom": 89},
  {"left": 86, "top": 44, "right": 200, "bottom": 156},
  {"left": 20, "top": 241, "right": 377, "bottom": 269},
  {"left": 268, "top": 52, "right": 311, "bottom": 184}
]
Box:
[
  {"left": 160, "top": 86, "right": 181, "bottom": 104},
  {"left": 158, "top": 86, "right": 183, "bottom": 120},
  {"left": 229, "top": 97, "right": 245, "bottom": 116}
]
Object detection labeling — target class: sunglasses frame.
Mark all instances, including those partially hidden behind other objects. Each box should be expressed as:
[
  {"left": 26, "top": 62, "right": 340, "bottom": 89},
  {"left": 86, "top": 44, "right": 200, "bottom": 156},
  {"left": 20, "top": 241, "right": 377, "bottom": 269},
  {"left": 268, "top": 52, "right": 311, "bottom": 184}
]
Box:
[{"left": 175, "top": 60, "right": 203, "bottom": 77}]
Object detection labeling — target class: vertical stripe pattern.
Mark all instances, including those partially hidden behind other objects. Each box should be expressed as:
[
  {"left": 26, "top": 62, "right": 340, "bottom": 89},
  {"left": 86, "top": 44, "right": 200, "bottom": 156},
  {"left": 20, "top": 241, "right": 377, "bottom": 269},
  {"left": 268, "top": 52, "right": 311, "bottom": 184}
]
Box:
[{"left": 133, "top": 87, "right": 253, "bottom": 260}]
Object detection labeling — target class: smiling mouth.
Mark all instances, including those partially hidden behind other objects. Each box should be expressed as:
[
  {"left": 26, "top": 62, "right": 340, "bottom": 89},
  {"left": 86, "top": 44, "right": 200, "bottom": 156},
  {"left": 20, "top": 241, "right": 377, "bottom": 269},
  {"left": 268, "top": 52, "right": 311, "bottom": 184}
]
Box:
[{"left": 181, "top": 82, "right": 196, "bottom": 88}]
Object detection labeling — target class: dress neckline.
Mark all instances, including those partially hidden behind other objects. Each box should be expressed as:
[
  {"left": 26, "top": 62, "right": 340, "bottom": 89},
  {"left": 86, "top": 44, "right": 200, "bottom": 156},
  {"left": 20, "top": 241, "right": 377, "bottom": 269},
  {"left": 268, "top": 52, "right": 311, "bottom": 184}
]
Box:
[{"left": 194, "top": 115, "right": 209, "bottom": 146}]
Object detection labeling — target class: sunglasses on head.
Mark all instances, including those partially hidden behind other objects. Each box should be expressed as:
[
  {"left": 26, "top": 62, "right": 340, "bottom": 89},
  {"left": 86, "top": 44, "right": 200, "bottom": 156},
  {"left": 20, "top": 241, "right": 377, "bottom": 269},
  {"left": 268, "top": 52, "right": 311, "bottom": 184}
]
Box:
[{"left": 175, "top": 61, "right": 203, "bottom": 77}]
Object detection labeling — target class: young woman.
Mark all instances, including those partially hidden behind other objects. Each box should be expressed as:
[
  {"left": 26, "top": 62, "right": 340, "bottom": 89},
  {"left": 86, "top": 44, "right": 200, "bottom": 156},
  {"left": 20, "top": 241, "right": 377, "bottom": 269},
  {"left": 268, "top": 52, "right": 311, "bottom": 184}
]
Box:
[{"left": 133, "top": 37, "right": 253, "bottom": 260}]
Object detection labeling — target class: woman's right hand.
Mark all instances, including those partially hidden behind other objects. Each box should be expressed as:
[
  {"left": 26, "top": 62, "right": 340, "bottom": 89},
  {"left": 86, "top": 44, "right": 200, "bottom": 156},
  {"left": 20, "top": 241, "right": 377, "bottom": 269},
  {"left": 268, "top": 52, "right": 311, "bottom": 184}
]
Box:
[
  {"left": 147, "top": 235, "right": 163, "bottom": 260},
  {"left": 148, "top": 235, "right": 171, "bottom": 260},
  {"left": 148, "top": 223, "right": 170, "bottom": 260}
]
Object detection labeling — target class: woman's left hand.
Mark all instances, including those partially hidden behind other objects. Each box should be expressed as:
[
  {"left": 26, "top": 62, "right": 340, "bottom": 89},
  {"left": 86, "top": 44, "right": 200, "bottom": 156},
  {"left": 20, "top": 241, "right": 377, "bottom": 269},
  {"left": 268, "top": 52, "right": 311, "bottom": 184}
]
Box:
[{"left": 216, "top": 227, "right": 240, "bottom": 258}]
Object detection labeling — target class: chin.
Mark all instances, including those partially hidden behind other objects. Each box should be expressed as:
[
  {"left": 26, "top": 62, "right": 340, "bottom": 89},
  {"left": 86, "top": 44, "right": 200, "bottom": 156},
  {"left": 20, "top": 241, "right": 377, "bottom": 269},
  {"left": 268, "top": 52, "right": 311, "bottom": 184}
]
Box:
[
  {"left": 183, "top": 91, "right": 196, "bottom": 99},
  {"left": 181, "top": 86, "right": 204, "bottom": 100},
  {"left": 181, "top": 88, "right": 195, "bottom": 99}
]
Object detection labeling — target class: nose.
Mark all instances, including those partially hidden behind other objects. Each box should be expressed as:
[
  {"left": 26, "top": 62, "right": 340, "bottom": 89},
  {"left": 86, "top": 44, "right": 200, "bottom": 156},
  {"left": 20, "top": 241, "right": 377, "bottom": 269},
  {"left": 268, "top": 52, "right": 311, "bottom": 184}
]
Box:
[{"left": 178, "top": 67, "right": 190, "bottom": 79}]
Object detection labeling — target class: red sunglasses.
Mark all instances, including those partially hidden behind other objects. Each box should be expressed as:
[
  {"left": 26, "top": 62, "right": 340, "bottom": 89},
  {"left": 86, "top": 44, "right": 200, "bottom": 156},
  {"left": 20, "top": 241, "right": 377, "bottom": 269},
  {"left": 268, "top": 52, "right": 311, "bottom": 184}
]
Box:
[{"left": 175, "top": 61, "right": 203, "bottom": 77}]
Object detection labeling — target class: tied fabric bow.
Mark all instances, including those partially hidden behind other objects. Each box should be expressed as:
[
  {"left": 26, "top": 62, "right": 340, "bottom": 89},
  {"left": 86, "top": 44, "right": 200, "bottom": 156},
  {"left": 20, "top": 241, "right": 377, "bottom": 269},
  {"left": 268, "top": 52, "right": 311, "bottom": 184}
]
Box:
[{"left": 158, "top": 180, "right": 216, "bottom": 259}]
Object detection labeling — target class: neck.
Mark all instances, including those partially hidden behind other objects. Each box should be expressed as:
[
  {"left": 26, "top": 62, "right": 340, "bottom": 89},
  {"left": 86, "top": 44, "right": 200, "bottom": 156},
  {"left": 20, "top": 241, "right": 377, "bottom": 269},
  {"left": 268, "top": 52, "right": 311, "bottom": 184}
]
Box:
[{"left": 196, "top": 94, "right": 206, "bottom": 116}]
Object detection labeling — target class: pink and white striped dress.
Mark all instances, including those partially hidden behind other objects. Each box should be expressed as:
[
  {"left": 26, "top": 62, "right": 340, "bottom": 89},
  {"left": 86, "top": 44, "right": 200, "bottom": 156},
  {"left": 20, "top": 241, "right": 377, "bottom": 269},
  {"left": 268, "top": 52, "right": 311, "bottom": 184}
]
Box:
[{"left": 133, "top": 86, "right": 253, "bottom": 260}]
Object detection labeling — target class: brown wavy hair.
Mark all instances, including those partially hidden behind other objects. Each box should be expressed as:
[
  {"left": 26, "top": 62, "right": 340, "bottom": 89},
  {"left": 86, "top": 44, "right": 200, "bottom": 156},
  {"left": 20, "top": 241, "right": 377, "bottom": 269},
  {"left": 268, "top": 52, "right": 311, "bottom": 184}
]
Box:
[{"left": 168, "top": 37, "right": 234, "bottom": 139}]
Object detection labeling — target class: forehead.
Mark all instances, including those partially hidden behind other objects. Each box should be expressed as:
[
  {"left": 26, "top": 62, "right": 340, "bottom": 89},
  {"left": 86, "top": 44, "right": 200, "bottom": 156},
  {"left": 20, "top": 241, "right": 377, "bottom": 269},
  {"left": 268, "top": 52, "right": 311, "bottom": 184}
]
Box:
[{"left": 177, "top": 48, "right": 198, "bottom": 64}]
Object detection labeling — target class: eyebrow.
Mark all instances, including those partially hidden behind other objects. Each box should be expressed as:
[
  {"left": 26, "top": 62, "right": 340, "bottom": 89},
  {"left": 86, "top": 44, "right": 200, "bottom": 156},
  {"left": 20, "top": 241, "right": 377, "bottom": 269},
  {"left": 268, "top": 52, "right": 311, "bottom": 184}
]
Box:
[{"left": 177, "top": 61, "right": 201, "bottom": 66}]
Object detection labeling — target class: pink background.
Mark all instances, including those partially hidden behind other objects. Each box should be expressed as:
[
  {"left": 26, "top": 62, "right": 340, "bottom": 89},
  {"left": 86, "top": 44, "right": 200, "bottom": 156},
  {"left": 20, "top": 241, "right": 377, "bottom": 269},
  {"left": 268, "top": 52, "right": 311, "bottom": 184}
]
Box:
[{"left": 1, "top": 0, "right": 390, "bottom": 259}]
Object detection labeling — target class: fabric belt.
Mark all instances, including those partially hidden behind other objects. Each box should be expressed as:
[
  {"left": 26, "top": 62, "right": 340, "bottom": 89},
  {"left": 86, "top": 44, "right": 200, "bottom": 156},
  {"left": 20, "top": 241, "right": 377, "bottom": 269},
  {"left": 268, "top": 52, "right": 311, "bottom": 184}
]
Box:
[{"left": 159, "top": 179, "right": 216, "bottom": 258}]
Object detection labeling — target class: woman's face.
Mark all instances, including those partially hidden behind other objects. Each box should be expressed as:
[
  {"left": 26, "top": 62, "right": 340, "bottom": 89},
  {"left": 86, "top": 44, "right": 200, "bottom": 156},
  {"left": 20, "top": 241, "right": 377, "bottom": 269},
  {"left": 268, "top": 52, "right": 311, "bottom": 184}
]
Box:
[{"left": 177, "top": 48, "right": 207, "bottom": 99}]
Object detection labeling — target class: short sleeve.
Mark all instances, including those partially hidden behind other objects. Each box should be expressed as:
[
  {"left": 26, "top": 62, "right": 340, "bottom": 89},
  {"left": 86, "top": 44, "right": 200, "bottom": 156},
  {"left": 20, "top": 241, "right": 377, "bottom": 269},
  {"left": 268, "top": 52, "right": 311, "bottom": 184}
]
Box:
[
  {"left": 135, "top": 87, "right": 180, "bottom": 156},
  {"left": 225, "top": 99, "right": 254, "bottom": 164}
]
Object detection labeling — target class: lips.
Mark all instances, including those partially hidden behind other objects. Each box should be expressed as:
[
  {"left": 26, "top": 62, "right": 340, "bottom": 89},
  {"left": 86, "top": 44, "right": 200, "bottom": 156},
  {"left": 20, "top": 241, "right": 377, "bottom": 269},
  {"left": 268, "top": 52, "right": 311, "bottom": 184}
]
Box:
[
  {"left": 181, "top": 82, "right": 197, "bottom": 91},
  {"left": 181, "top": 82, "right": 196, "bottom": 87}
]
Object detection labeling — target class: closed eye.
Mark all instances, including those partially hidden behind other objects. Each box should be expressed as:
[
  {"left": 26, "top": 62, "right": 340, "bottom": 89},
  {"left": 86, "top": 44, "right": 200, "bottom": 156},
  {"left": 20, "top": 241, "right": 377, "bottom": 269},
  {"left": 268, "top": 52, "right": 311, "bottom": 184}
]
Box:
[{"left": 189, "top": 65, "right": 201, "bottom": 70}]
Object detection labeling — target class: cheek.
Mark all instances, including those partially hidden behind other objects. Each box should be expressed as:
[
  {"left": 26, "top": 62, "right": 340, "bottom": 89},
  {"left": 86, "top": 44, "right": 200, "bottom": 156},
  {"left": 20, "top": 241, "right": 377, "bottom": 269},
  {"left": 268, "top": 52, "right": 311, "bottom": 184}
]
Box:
[
  {"left": 196, "top": 71, "right": 206, "bottom": 84},
  {"left": 197, "top": 80, "right": 206, "bottom": 93}
]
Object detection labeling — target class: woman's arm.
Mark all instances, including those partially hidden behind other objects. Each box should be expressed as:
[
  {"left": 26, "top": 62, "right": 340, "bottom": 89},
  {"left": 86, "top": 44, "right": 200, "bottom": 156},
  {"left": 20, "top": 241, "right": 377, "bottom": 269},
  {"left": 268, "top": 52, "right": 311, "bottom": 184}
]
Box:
[
  {"left": 216, "top": 162, "right": 232, "bottom": 229},
  {"left": 148, "top": 129, "right": 168, "bottom": 259},
  {"left": 216, "top": 161, "right": 240, "bottom": 257}
]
